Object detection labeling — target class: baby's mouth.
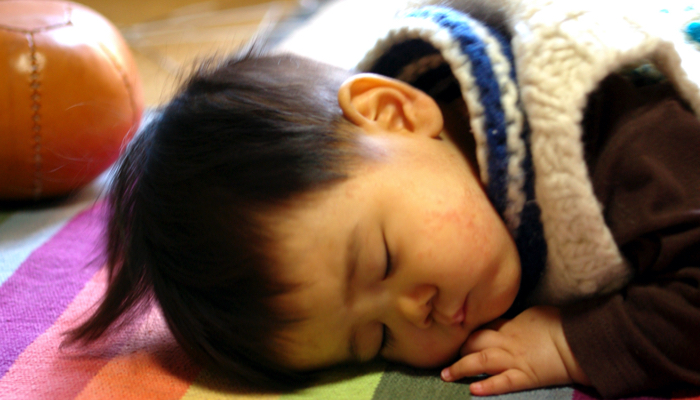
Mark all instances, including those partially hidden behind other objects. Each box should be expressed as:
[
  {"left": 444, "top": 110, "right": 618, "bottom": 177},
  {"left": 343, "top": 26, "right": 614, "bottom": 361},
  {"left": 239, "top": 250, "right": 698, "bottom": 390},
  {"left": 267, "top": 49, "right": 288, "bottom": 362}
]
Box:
[
  {"left": 434, "top": 295, "right": 470, "bottom": 326},
  {"left": 453, "top": 295, "right": 469, "bottom": 327},
  {"left": 451, "top": 306, "right": 465, "bottom": 324}
]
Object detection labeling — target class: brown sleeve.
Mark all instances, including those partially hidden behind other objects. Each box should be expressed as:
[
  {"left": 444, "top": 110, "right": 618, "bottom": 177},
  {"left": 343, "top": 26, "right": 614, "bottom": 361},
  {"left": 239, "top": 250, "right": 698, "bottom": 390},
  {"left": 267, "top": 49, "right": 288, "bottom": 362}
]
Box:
[{"left": 561, "top": 74, "right": 700, "bottom": 398}]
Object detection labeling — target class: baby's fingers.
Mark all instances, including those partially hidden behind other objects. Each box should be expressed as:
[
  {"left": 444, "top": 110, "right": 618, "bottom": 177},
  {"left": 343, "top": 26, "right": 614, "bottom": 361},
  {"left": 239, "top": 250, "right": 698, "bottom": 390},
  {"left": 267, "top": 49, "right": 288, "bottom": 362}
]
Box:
[
  {"left": 441, "top": 348, "right": 514, "bottom": 382},
  {"left": 469, "top": 370, "right": 535, "bottom": 396}
]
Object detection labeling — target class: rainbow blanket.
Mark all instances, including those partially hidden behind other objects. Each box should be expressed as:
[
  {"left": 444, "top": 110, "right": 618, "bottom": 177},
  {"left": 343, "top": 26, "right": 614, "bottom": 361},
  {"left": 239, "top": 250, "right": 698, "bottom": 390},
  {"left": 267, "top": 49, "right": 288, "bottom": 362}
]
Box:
[
  {"left": 2, "top": 174, "right": 699, "bottom": 400},
  {"left": 3, "top": 1, "right": 700, "bottom": 396}
]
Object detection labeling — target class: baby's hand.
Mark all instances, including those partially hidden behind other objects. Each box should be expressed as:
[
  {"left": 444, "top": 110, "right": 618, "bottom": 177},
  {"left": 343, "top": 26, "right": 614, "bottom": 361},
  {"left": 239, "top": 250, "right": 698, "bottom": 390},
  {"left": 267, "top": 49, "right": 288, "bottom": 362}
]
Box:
[{"left": 441, "top": 306, "right": 590, "bottom": 396}]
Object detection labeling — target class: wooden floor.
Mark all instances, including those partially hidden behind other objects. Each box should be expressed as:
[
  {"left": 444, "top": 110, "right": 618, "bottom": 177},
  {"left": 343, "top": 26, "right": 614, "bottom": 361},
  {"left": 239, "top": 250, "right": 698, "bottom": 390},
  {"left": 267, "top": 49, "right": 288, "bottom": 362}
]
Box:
[{"left": 80, "top": 0, "right": 302, "bottom": 105}]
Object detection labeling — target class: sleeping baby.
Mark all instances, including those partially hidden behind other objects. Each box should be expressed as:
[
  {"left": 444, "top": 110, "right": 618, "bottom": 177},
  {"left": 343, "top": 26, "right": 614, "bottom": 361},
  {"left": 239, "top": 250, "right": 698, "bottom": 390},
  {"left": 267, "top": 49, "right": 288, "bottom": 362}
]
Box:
[{"left": 66, "top": 1, "right": 700, "bottom": 398}]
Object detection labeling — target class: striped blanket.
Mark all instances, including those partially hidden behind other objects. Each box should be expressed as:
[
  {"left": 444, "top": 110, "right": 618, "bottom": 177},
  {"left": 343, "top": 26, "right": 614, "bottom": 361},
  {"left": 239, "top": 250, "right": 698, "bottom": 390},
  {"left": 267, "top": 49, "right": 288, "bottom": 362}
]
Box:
[
  {"left": 3, "top": 0, "right": 700, "bottom": 395},
  {"left": 2, "top": 172, "right": 699, "bottom": 400}
]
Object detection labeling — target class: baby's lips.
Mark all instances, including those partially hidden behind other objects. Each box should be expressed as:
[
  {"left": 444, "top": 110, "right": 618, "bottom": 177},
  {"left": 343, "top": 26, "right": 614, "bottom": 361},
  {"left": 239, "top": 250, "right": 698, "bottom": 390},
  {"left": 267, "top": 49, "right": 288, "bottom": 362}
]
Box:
[
  {"left": 453, "top": 294, "right": 469, "bottom": 326},
  {"left": 452, "top": 307, "right": 465, "bottom": 324},
  {"left": 434, "top": 296, "right": 467, "bottom": 325}
]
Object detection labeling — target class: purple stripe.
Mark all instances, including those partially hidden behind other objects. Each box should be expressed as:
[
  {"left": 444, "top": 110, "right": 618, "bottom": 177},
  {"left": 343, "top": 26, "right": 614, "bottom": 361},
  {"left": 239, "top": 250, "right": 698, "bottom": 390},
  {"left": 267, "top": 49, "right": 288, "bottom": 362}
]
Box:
[{"left": 0, "top": 203, "right": 105, "bottom": 378}]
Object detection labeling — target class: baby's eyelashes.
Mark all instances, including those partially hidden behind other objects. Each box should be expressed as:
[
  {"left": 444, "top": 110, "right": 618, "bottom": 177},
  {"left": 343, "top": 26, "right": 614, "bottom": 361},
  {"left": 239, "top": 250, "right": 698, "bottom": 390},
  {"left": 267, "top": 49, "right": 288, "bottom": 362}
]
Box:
[{"left": 380, "top": 324, "right": 396, "bottom": 353}]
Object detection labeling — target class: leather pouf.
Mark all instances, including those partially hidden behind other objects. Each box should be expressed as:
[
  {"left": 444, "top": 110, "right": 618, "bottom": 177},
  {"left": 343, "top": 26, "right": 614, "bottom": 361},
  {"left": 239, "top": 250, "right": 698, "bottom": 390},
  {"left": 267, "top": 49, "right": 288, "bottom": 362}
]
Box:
[{"left": 0, "top": 0, "right": 144, "bottom": 200}]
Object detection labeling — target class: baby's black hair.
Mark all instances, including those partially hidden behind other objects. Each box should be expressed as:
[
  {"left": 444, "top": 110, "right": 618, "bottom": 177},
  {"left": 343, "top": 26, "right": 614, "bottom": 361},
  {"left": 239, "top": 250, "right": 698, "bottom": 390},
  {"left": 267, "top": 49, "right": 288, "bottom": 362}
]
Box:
[{"left": 66, "top": 51, "right": 359, "bottom": 389}]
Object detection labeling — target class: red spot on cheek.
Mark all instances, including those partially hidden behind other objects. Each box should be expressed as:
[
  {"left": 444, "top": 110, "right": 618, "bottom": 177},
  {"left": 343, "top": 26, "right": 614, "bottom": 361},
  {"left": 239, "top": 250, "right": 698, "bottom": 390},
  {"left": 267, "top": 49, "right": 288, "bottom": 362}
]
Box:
[
  {"left": 422, "top": 209, "right": 464, "bottom": 226},
  {"left": 422, "top": 209, "right": 477, "bottom": 241},
  {"left": 420, "top": 208, "right": 491, "bottom": 260},
  {"left": 416, "top": 210, "right": 470, "bottom": 259}
]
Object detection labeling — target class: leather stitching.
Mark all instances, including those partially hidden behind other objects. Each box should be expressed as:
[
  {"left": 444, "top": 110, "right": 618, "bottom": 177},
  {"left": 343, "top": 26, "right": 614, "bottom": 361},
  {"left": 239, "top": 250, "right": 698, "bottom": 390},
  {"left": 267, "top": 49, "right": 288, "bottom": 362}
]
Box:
[{"left": 27, "top": 31, "right": 43, "bottom": 199}]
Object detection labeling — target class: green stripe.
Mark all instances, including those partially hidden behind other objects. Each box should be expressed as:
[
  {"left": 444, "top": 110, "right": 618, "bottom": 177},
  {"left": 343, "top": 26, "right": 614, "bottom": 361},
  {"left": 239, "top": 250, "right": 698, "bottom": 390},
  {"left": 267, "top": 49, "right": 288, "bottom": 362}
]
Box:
[
  {"left": 371, "top": 365, "right": 471, "bottom": 400},
  {"left": 282, "top": 362, "right": 386, "bottom": 400}
]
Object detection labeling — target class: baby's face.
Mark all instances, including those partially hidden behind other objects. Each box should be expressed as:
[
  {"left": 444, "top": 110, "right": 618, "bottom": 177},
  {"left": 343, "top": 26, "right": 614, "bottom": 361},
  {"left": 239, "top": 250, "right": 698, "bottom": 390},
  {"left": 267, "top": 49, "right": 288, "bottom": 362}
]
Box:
[{"left": 272, "top": 126, "right": 521, "bottom": 371}]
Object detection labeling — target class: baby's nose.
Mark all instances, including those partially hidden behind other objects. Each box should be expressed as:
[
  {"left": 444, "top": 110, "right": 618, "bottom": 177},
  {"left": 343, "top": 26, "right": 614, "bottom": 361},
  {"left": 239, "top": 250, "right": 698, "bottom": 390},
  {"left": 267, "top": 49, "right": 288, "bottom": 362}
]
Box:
[{"left": 396, "top": 284, "right": 437, "bottom": 329}]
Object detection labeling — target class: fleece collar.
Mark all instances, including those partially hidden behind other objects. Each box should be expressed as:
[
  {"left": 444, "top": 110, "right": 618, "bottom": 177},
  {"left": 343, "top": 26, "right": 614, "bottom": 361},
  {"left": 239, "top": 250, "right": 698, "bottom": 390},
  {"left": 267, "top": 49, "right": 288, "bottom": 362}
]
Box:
[{"left": 357, "top": 6, "right": 546, "bottom": 311}]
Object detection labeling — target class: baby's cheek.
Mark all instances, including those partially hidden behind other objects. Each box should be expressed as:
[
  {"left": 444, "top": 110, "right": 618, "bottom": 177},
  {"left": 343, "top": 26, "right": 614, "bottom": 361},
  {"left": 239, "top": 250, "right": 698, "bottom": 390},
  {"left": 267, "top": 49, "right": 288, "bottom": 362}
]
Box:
[
  {"left": 420, "top": 208, "right": 477, "bottom": 245},
  {"left": 390, "top": 330, "right": 463, "bottom": 368}
]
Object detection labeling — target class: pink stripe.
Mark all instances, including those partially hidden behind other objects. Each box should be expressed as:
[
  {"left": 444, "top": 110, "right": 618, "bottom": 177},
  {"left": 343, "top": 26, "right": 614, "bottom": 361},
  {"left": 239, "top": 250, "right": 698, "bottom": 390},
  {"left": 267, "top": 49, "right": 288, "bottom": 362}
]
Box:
[
  {"left": 0, "top": 203, "right": 106, "bottom": 377},
  {"left": 0, "top": 268, "right": 127, "bottom": 399},
  {"left": 0, "top": 268, "right": 106, "bottom": 398},
  {"left": 74, "top": 307, "right": 200, "bottom": 400},
  {"left": 0, "top": 266, "right": 153, "bottom": 399}
]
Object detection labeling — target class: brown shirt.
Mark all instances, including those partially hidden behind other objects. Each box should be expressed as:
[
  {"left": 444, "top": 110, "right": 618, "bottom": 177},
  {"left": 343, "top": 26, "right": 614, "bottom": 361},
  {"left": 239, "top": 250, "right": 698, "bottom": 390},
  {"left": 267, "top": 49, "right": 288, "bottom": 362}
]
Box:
[{"left": 562, "top": 74, "right": 700, "bottom": 398}]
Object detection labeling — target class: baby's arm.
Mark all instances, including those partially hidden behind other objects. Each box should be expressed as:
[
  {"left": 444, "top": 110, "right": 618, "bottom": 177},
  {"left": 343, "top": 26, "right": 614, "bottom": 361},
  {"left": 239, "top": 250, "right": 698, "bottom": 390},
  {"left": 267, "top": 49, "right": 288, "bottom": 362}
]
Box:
[{"left": 441, "top": 306, "right": 590, "bottom": 396}]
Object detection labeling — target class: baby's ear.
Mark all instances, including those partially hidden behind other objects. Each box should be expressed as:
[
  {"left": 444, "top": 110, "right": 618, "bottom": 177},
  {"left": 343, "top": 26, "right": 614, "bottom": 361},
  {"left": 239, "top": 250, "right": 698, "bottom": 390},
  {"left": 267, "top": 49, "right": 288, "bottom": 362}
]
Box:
[{"left": 338, "top": 73, "right": 443, "bottom": 137}]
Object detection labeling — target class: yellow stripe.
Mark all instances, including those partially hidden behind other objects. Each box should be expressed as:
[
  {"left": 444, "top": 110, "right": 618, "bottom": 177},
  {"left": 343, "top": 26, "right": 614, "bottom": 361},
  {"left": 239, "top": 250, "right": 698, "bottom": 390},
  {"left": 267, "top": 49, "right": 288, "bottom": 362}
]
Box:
[
  {"left": 281, "top": 363, "right": 385, "bottom": 400},
  {"left": 181, "top": 368, "right": 281, "bottom": 400}
]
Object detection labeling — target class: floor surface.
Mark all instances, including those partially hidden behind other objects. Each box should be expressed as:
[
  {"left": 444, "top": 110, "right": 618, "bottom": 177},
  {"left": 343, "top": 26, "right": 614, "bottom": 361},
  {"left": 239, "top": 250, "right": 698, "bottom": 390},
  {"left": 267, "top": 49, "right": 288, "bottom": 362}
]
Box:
[{"left": 80, "top": 0, "right": 303, "bottom": 105}]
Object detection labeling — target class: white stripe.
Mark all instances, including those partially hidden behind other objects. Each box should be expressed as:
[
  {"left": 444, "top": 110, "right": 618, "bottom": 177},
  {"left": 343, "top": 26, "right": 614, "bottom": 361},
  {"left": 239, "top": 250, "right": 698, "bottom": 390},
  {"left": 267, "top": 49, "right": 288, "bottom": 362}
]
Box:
[
  {"left": 0, "top": 175, "right": 109, "bottom": 285},
  {"left": 358, "top": 12, "right": 529, "bottom": 232},
  {"left": 396, "top": 54, "right": 445, "bottom": 83},
  {"left": 0, "top": 205, "right": 86, "bottom": 285},
  {"left": 366, "top": 16, "right": 492, "bottom": 185}
]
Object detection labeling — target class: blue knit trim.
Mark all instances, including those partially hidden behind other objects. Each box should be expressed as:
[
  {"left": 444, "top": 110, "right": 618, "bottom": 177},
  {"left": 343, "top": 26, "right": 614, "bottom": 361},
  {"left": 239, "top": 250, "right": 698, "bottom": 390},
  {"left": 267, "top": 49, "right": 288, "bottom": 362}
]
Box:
[
  {"left": 409, "top": 7, "right": 510, "bottom": 218},
  {"left": 510, "top": 117, "right": 547, "bottom": 314},
  {"left": 362, "top": 6, "right": 548, "bottom": 307}
]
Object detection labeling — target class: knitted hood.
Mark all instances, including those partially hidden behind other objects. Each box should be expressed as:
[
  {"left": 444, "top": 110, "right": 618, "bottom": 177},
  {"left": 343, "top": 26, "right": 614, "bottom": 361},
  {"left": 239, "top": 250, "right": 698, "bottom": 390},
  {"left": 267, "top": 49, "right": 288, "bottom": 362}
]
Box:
[{"left": 355, "top": 1, "right": 700, "bottom": 305}]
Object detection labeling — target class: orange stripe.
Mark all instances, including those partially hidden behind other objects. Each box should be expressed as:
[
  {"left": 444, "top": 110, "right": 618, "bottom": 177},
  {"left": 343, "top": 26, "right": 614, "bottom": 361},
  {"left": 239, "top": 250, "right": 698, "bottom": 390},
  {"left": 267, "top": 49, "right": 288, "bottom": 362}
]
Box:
[
  {"left": 0, "top": 267, "right": 135, "bottom": 399},
  {"left": 74, "top": 309, "right": 201, "bottom": 400}
]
